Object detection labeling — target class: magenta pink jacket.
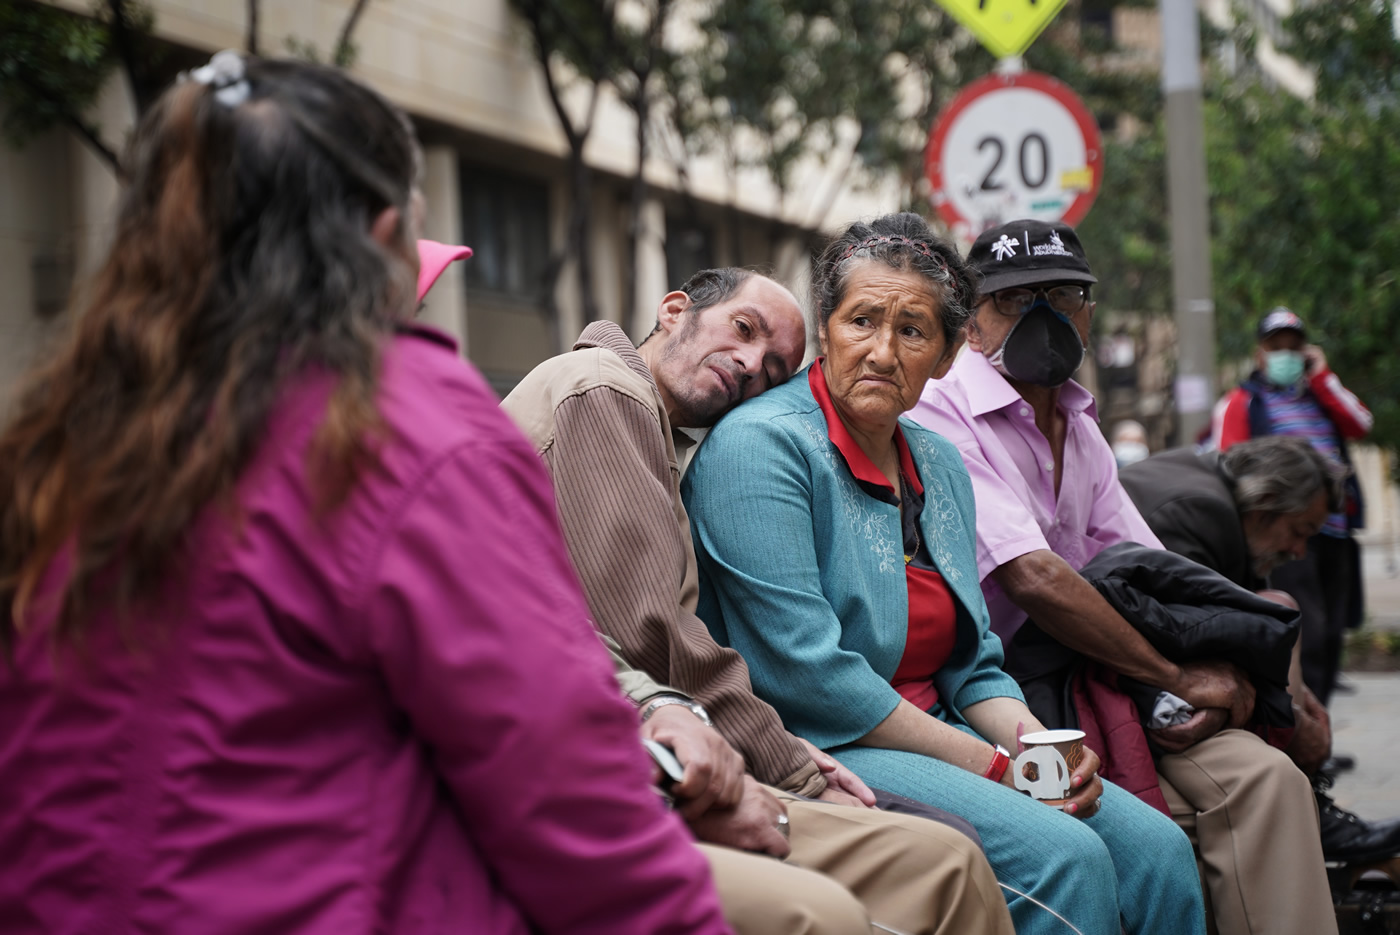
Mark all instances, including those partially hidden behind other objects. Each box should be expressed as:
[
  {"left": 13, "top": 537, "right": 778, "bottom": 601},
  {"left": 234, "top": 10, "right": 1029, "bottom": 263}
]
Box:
[{"left": 0, "top": 324, "right": 729, "bottom": 934}]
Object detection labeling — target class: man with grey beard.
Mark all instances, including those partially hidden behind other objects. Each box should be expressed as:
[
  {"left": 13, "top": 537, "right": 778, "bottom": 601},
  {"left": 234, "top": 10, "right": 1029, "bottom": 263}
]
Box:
[{"left": 1120, "top": 435, "right": 1400, "bottom": 866}]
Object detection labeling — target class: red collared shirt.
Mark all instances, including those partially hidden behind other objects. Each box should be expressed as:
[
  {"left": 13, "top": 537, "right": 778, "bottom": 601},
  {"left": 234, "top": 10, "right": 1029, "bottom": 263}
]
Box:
[{"left": 809, "top": 362, "right": 956, "bottom": 710}]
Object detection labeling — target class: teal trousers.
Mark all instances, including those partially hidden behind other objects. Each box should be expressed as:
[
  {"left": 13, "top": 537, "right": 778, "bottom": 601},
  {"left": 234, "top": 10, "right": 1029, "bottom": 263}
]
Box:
[{"left": 831, "top": 742, "right": 1206, "bottom": 935}]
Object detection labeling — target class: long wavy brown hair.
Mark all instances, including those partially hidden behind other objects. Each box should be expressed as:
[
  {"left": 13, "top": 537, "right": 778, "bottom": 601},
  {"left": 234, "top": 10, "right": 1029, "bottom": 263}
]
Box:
[{"left": 0, "top": 57, "right": 421, "bottom": 655}]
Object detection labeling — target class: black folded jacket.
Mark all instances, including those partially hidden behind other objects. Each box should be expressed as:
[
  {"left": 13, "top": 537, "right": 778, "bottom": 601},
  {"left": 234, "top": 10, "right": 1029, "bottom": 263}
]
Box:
[{"left": 1079, "top": 542, "right": 1300, "bottom": 730}]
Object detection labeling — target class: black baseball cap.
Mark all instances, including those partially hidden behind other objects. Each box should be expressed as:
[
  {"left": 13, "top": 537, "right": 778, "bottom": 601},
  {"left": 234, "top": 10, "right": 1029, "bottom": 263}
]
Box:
[
  {"left": 968, "top": 219, "right": 1097, "bottom": 295},
  {"left": 1257, "top": 307, "right": 1306, "bottom": 339}
]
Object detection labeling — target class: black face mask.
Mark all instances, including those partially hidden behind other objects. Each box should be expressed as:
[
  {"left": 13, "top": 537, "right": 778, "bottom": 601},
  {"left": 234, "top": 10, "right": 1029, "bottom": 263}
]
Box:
[{"left": 986, "top": 301, "right": 1085, "bottom": 388}]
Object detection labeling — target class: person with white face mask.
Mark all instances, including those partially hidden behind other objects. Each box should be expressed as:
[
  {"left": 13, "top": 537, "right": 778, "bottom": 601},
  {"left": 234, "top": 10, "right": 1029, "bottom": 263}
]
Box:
[
  {"left": 1212, "top": 308, "right": 1373, "bottom": 710},
  {"left": 1110, "top": 420, "right": 1151, "bottom": 470}
]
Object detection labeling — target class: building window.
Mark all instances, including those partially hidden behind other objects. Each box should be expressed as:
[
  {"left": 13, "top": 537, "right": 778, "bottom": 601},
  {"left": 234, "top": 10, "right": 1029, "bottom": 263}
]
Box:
[{"left": 458, "top": 165, "right": 550, "bottom": 307}]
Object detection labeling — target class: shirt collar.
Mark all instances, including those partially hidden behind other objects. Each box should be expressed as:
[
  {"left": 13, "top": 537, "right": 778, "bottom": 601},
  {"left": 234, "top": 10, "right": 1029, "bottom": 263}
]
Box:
[
  {"left": 394, "top": 320, "right": 460, "bottom": 351},
  {"left": 574, "top": 320, "right": 656, "bottom": 388},
  {"left": 952, "top": 347, "right": 1099, "bottom": 422},
  {"left": 808, "top": 360, "right": 921, "bottom": 495}
]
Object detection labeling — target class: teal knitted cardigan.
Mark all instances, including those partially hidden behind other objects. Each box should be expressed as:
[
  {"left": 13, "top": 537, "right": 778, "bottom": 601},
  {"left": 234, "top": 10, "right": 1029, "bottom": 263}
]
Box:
[{"left": 682, "top": 365, "right": 1024, "bottom": 750}]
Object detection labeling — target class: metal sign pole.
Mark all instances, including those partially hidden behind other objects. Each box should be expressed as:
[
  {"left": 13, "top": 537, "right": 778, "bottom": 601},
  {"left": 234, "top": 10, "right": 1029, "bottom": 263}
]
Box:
[{"left": 1161, "top": 0, "right": 1217, "bottom": 445}]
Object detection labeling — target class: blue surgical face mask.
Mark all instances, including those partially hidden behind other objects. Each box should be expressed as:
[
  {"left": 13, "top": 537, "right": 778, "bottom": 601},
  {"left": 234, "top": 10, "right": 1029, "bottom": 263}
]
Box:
[{"left": 1263, "top": 349, "right": 1305, "bottom": 387}]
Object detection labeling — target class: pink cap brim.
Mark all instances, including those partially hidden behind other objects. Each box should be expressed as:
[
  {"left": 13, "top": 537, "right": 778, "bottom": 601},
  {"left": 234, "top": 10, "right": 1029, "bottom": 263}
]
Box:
[{"left": 417, "top": 240, "right": 473, "bottom": 302}]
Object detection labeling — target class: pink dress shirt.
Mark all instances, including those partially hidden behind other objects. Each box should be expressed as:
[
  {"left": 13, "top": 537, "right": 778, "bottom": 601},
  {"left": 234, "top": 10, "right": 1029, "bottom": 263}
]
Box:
[
  {"left": 0, "top": 324, "right": 728, "bottom": 934},
  {"left": 909, "top": 351, "right": 1162, "bottom": 644}
]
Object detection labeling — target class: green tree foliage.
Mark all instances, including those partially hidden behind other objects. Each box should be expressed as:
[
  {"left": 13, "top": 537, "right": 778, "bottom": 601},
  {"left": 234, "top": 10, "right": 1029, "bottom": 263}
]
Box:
[
  {"left": 1206, "top": 0, "right": 1400, "bottom": 453},
  {"left": 1075, "top": 119, "right": 1172, "bottom": 317},
  {"left": 510, "top": 0, "right": 1173, "bottom": 324},
  {"left": 1, "top": 0, "right": 372, "bottom": 180},
  {"left": 0, "top": 0, "right": 154, "bottom": 175},
  {"left": 679, "top": 0, "right": 964, "bottom": 206},
  {"left": 0, "top": 2, "right": 111, "bottom": 145}
]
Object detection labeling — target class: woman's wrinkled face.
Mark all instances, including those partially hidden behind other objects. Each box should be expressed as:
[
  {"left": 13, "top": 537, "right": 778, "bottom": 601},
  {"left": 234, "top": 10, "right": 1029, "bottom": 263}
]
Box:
[{"left": 819, "top": 261, "right": 957, "bottom": 429}]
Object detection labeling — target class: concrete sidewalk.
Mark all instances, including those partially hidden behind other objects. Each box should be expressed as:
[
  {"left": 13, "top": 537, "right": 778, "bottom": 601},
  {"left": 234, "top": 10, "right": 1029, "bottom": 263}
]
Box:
[
  {"left": 1329, "top": 673, "right": 1400, "bottom": 820},
  {"left": 1325, "top": 539, "right": 1400, "bottom": 823},
  {"left": 1364, "top": 545, "right": 1400, "bottom": 632}
]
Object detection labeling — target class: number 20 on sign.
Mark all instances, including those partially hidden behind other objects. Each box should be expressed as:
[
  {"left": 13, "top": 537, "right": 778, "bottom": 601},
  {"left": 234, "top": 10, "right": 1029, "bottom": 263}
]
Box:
[{"left": 924, "top": 71, "right": 1103, "bottom": 238}]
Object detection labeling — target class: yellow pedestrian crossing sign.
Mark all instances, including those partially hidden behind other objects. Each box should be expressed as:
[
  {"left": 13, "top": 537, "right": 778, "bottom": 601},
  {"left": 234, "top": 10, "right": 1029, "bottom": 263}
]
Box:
[{"left": 932, "top": 0, "right": 1070, "bottom": 59}]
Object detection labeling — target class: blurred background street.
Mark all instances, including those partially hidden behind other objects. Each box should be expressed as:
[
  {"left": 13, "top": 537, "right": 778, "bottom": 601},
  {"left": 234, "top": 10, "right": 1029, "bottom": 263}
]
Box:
[{"left": 1330, "top": 544, "right": 1400, "bottom": 822}]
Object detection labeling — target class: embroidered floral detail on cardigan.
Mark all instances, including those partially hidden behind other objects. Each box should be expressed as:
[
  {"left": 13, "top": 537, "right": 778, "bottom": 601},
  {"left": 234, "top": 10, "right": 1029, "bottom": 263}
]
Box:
[
  {"left": 799, "top": 418, "right": 901, "bottom": 575},
  {"left": 907, "top": 432, "right": 965, "bottom": 583}
]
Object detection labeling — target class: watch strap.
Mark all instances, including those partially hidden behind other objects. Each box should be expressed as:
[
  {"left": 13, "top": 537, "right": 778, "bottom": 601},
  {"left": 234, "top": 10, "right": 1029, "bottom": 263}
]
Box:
[{"left": 640, "top": 694, "right": 713, "bottom": 728}]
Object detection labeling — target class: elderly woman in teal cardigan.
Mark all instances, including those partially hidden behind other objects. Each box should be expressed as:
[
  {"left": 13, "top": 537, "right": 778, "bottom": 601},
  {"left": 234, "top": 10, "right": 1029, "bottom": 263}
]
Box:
[{"left": 682, "top": 213, "right": 1205, "bottom": 935}]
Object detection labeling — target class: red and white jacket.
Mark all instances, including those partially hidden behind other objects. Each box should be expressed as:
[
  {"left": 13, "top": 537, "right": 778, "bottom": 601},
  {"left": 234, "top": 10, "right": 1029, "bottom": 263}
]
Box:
[{"left": 1212, "top": 367, "right": 1372, "bottom": 451}]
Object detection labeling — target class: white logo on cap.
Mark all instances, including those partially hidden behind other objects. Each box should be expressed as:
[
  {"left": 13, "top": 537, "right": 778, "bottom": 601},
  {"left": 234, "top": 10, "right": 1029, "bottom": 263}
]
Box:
[
  {"left": 1031, "top": 230, "right": 1075, "bottom": 258},
  {"left": 991, "top": 235, "right": 1019, "bottom": 261}
]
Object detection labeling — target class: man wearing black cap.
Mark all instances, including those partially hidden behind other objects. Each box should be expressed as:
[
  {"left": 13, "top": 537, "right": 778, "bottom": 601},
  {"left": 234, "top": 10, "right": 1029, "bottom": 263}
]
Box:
[
  {"left": 911, "top": 219, "right": 1337, "bottom": 935},
  {"left": 1213, "top": 308, "right": 1373, "bottom": 708}
]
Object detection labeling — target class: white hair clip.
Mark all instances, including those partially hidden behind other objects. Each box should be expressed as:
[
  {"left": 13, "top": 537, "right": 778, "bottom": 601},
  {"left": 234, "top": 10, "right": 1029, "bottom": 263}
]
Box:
[{"left": 189, "top": 49, "right": 250, "bottom": 108}]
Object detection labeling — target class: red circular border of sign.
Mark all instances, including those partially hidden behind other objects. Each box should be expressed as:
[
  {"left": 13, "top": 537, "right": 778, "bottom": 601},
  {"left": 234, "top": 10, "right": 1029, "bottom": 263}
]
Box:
[{"left": 924, "top": 71, "right": 1103, "bottom": 231}]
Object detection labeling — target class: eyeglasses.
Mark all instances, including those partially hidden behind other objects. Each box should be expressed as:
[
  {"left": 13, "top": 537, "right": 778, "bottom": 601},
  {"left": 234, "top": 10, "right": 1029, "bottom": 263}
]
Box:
[{"left": 987, "top": 285, "right": 1090, "bottom": 318}]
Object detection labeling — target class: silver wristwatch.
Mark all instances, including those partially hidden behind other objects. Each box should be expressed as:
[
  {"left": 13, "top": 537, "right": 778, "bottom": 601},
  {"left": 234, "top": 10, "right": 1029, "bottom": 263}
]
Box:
[{"left": 640, "top": 694, "right": 713, "bottom": 728}]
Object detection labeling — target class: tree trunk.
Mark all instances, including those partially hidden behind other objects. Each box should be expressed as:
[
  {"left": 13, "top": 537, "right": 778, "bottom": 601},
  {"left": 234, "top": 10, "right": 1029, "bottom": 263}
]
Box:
[
  {"left": 105, "top": 0, "right": 159, "bottom": 116},
  {"left": 333, "top": 0, "right": 372, "bottom": 67},
  {"left": 245, "top": 0, "right": 260, "bottom": 55},
  {"left": 570, "top": 150, "right": 601, "bottom": 326},
  {"left": 622, "top": 90, "right": 649, "bottom": 331}
]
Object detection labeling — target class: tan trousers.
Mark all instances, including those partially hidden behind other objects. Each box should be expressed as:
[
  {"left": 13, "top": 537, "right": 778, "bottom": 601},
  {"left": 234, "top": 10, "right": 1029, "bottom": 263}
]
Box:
[
  {"left": 700, "top": 788, "right": 1014, "bottom": 935},
  {"left": 1157, "top": 729, "right": 1337, "bottom": 935},
  {"left": 699, "top": 843, "right": 869, "bottom": 934}
]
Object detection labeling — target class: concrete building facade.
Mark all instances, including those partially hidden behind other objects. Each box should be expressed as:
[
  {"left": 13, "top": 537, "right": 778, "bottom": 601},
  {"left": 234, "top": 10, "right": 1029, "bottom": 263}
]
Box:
[{"left": 2, "top": 0, "right": 899, "bottom": 402}]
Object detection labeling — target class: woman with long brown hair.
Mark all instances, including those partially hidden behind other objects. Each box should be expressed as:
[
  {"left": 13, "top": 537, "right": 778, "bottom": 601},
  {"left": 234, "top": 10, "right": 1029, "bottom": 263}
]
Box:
[{"left": 0, "top": 53, "right": 728, "bottom": 934}]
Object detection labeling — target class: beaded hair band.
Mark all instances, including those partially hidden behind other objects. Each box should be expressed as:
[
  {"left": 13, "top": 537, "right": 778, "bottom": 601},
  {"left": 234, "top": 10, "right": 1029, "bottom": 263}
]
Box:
[{"left": 838, "top": 234, "right": 948, "bottom": 275}]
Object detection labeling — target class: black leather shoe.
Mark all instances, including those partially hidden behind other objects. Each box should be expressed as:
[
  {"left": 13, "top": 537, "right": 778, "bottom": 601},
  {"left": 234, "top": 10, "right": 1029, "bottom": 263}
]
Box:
[
  {"left": 1323, "top": 753, "right": 1357, "bottom": 774},
  {"left": 1316, "top": 776, "right": 1400, "bottom": 864}
]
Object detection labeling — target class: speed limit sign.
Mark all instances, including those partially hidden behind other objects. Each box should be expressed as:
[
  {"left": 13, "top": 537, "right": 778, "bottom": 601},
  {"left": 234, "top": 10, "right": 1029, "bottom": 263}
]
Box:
[{"left": 925, "top": 71, "right": 1103, "bottom": 238}]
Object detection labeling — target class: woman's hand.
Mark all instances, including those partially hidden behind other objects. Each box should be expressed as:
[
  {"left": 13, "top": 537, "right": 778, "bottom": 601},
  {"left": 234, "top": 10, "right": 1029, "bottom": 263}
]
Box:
[
  {"left": 798, "top": 737, "right": 877, "bottom": 807},
  {"left": 1059, "top": 745, "right": 1104, "bottom": 820},
  {"left": 998, "top": 737, "right": 1103, "bottom": 818}
]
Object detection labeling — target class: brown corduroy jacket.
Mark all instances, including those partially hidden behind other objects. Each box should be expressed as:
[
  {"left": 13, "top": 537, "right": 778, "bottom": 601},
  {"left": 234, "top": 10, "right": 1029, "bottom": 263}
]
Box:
[{"left": 502, "top": 321, "right": 823, "bottom": 795}]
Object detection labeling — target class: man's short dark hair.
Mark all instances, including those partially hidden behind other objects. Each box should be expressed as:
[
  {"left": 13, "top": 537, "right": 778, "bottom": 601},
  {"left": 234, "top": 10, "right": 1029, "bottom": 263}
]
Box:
[{"left": 644, "top": 267, "right": 756, "bottom": 341}]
